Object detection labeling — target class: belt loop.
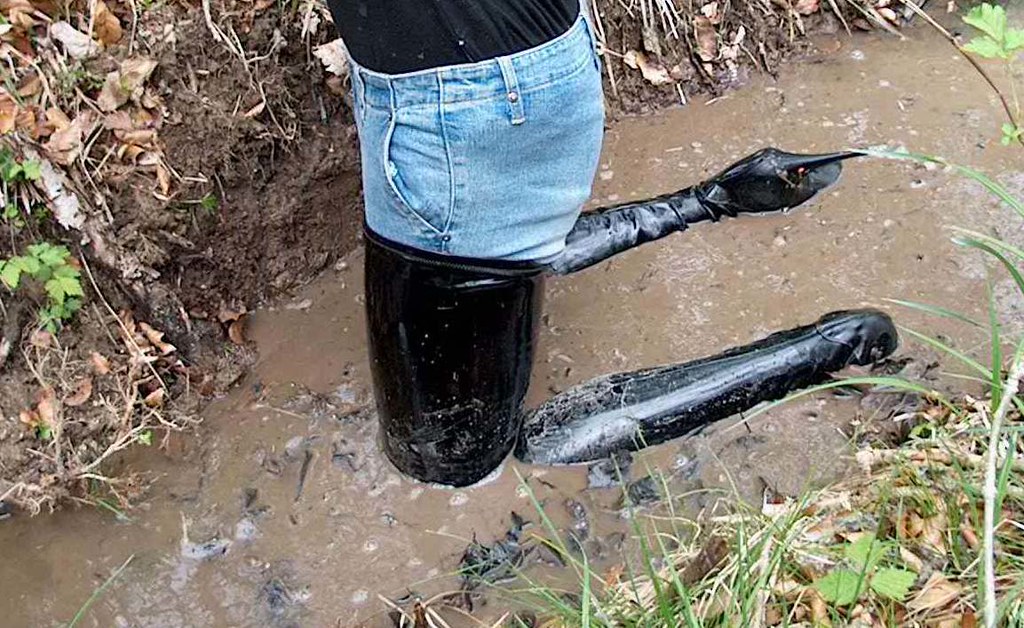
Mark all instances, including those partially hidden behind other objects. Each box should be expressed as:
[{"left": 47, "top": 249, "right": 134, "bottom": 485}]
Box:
[
  {"left": 496, "top": 57, "right": 526, "bottom": 126},
  {"left": 350, "top": 63, "right": 367, "bottom": 121}
]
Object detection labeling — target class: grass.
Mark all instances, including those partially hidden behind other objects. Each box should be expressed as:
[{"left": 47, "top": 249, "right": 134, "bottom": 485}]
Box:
[{"left": 66, "top": 554, "right": 134, "bottom": 627}]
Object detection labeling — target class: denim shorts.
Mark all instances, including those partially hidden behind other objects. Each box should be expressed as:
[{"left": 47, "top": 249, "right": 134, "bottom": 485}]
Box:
[{"left": 348, "top": 11, "right": 605, "bottom": 262}]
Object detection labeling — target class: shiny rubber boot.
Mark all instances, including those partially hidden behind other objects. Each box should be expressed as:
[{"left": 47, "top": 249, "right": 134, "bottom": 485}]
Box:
[
  {"left": 548, "top": 148, "right": 863, "bottom": 275},
  {"left": 516, "top": 309, "right": 899, "bottom": 465},
  {"left": 364, "top": 228, "right": 544, "bottom": 487}
]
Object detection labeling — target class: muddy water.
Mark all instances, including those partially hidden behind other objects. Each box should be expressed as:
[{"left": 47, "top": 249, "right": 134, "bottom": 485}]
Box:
[{"left": 3, "top": 26, "right": 1021, "bottom": 627}]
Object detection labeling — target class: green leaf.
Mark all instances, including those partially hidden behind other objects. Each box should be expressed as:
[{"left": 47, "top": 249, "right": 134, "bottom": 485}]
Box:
[
  {"left": 37, "top": 424, "right": 52, "bottom": 441},
  {"left": 45, "top": 278, "right": 66, "bottom": 305},
  {"left": 869, "top": 568, "right": 917, "bottom": 601},
  {"left": 0, "top": 261, "right": 20, "bottom": 289},
  {"left": 845, "top": 535, "right": 885, "bottom": 573},
  {"left": 1007, "top": 28, "right": 1024, "bottom": 52},
  {"left": 37, "top": 245, "right": 70, "bottom": 268},
  {"left": 20, "top": 160, "right": 41, "bottom": 181},
  {"left": 963, "top": 4, "right": 1007, "bottom": 43},
  {"left": 11, "top": 255, "right": 41, "bottom": 277},
  {"left": 962, "top": 35, "right": 1005, "bottom": 59},
  {"left": 814, "top": 570, "right": 864, "bottom": 606},
  {"left": 138, "top": 430, "right": 153, "bottom": 446}
]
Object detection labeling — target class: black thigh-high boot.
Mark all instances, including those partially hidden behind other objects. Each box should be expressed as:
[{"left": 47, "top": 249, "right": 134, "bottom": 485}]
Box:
[
  {"left": 547, "top": 148, "right": 863, "bottom": 275},
  {"left": 364, "top": 228, "right": 543, "bottom": 487},
  {"left": 515, "top": 309, "right": 899, "bottom": 465}
]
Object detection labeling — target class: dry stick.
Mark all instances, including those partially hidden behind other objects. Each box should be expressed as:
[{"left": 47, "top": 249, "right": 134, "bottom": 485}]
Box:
[
  {"left": 983, "top": 347, "right": 1024, "bottom": 628},
  {"left": 898, "top": 0, "right": 1024, "bottom": 149}
]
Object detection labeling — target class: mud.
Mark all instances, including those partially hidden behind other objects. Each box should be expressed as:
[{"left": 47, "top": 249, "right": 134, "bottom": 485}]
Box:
[{"left": 2, "top": 24, "right": 1022, "bottom": 627}]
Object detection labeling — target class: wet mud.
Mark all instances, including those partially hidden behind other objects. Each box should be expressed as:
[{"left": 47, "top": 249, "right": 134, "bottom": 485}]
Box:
[{"left": 2, "top": 25, "right": 1022, "bottom": 627}]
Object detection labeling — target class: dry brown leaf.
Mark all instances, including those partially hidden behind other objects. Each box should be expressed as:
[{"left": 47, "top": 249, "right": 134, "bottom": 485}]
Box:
[
  {"left": 43, "top": 110, "right": 94, "bottom": 165},
  {"left": 143, "top": 388, "right": 165, "bottom": 408},
  {"left": 809, "top": 590, "right": 832, "bottom": 626},
  {"left": 693, "top": 16, "right": 718, "bottom": 62},
  {"left": 907, "top": 574, "right": 961, "bottom": 613},
  {"left": 315, "top": 39, "right": 349, "bottom": 78},
  {"left": 155, "top": 163, "right": 171, "bottom": 195},
  {"left": 960, "top": 521, "right": 979, "bottom": 550},
  {"left": 961, "top": 611, "right": 978, "bottom": 628},
  {"left": 90, "top": 351, "right": 112, "bottom": 375},
  {"left": 50, "top": 21, "right": 99, "bottom": 58},
  {"left": 139, "top": 322, "right": 176, "bottom": 355},
  {"left": 19, "top": 408, "right": 40, "bottom": 427},
  {"left": 36, "top": 387, "right": 57, "bottom": 427},
  {"left": 228, "top": 319, "right": 246, "bottom": 345},
  {"left": 217, "top": 307, "right": 246, "bottom": 324},
  {"left": 16, "top": 73, "right": 41, "bottom": 98},
  {"left": 96, "top": 58, "right": 158, "bottom": 112},
  {"left": 253, "top": 0, "right": 274, "bottom": 10},
  {"left": 92, "top": 0, "right": 123, "bottom": 46},
  {"left": 623, "top": 50, "right": 673, "bottom": 86},
  {"left": 795, "top": 0, "right": 820, "bottom": 15},
  {"left": 899, "top": 546, "right": 924, "bottom": 573},
  {"left": 45, "top": 107, "right": 71, "bottom": 132},
  {"left": 64, "top": 378, "right": 93, "bottom": 407},
  {"left": 28, "top": 329, "right": 52, "bottom": 349},
  {"left": 0, "top": 91, "right": 17, "bottom": 134}
]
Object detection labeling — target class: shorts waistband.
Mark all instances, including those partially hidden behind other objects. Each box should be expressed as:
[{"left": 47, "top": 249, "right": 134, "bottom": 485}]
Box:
[{"left": 349, "top": 14, "right": 595, "bottom": 110}]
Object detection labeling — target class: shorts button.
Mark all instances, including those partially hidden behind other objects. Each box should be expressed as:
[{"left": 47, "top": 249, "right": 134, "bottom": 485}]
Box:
[
  {"left": 507, "top": 91, "right": 519, "bottom": 103},
  {"left": 441, "top": 235, "right": 452, "bottom": 242}
]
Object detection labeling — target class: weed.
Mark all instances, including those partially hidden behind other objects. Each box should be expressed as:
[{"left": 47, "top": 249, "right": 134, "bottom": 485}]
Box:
[{"left": 0, "top": 242, "right": 84, "bottom": 331}]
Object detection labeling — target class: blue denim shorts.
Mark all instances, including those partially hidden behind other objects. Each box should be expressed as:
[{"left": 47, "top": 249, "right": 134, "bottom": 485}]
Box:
[{"left": 349, "top": 11, "right": 605, "bottom": 262}]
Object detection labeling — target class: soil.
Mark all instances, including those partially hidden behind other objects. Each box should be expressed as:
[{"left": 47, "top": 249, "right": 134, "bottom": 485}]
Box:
[{"left": 1, "top": 17, "right": 1022, "bottom": 625}]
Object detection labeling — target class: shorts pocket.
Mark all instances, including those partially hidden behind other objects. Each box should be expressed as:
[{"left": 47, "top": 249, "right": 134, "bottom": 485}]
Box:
[{"left": 382, "top": 108, "right": 453, "bottom": 235}]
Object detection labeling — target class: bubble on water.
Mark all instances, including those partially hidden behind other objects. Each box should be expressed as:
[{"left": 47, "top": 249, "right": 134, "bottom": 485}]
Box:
[
  {"left": 449, "top": 492, "right": 468, "bottom": 507},
  {"left": 850, "top": 49, "right": 866, "bottom": 61},
  {"left": 351, "top": 590, "right": 369, "bottom": 604}
]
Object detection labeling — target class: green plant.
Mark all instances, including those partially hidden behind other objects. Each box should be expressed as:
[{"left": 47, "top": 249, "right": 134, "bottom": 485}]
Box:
[
  {"left": 812, "top": 535, "right": 916, "bottom": 606},
  {"left": 0, "top": 242, "right": 84, "bottom": 331},
  {"left": 960, "top": 3, "right": 1024, "bottom": 146},
  {"left": 1, "top": 147, "right": 41, "bottom": 231}
]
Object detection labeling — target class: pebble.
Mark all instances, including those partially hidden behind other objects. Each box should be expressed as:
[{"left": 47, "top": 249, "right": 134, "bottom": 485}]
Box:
[
  {"left": 773, "top": 235, "right": 787, "bottom": 247},
  {"left": 851, "top": 49, "right": 866, "bottom": 61},
  {"left": 449, "top": 492, "right": 469, "bottom": 507},
  {"left": 351, "top": 590, "right": 369, "bottom": 604},
  {"left": 883, "top": 219, "right": 895, "bottom": 228},
  {"left": 599, "top": 170, "right": 614, "bottom": 181}
]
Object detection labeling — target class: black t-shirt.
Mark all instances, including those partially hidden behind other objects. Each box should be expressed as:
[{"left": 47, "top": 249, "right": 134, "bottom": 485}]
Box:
[{"left": 327, "top": 0, "right": 580, "bottom": 74}]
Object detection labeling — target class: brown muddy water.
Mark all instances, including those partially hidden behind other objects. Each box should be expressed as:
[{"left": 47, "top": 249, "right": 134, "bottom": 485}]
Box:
[{"left": 3, "top": 25, "right": 1022, "bottom": 628}]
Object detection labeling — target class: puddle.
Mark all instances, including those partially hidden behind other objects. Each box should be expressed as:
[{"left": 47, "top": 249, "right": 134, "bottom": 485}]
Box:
[{"left": 2, "top": 26, "right": 1020, "bottom": 627}]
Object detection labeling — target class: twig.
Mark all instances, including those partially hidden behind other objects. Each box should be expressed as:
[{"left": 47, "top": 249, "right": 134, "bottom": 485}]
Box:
[
  {"left": 983, "top": 344, "right": 1024, "bottom": 628},
  {"left": 79, "top": 254, "right": 167, "bottom": 392},
  {"left": 67, "top": 554, "right": 135, "bottom": 627},
  {"left": 897, "top": 0, "right": 1024, "bottom": 148}
]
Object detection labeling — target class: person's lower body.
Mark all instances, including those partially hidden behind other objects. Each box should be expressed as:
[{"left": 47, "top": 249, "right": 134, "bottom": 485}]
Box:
[{"left": 350, "top": 12, "right": 896, "bottom": 486}]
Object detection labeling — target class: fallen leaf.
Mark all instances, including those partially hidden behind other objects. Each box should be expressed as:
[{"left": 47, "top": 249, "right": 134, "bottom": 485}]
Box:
[
  {"left": 139, "top": 322, "right": 176, "bottom": 355},
  {"left": 33, "top": 155, "right": 86, "bottom": 228},
  {"left": 314, "top": 39, "right": 349, "bottom": 78},
  {"left": 962, "top": 611, "right": 978, "bottom": 628},
  {"left": 42, "top": 111, "right": 94, "bottom": 165},
  {"left": 19, "top": 409, "right": 39, "bottom": 427},
  {"left": 90, "top": 351, "right": 112, "bottom": 375},
  {"left": 36, "top": 387, "right": 58, "bottom": 427},
  {"left": 155, "top": 162, "right": 171, "bottom": 194},
  {"left": 64, "top": 378, "right": 93, "bottom": 406},
  {"left": 50, "top": 21, "right": 99, "bottom": 59},
  {"left": 143, "top": 388, "right": 165, "bottom": 408},
  {"left": 16, "top": 73, "right": 41, "bottom": 98},
  {"left": 795, "top": 0, "right": 820, "bottom": 15},
  {"left": 701, "top": 2, "right": 722, "bottom": 24},
  {"left": 28, "top": 329, "right": 52, "bottom": 349},
  {"left": 693, "top": 16, "right": 718, "bottom": 62},
  {"left": 96, "top": 58, "right": 158, "bottom": 112},
  {"left": 92, "top": 0, "right": 123, "bottom": 46},
  {"left": 907, "top": 574, "right": 960, "bottom": 613},
  {"left": 228, "top": 319, "right": 246, "bottom": 345},
  {"left": 217, "top": 306, "right": 246, "bottom": 324},
  {"left": 0, "top": 91, "right": 18, "bottom": 134},
  {"left": 623, "top": 50, "right": 673, "bottom": 85}
]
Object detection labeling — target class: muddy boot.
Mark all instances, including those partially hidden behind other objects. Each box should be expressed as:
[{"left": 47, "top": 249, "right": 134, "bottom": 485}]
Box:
[
  {"left": 515, "top": 309, "right": 898, "bottom": 465},
  {"left": 364, "top": 228, "right": 544, "bottom": 487},
  {"left": 548, "top": 148, "right": 863, "bottom": 275}
]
